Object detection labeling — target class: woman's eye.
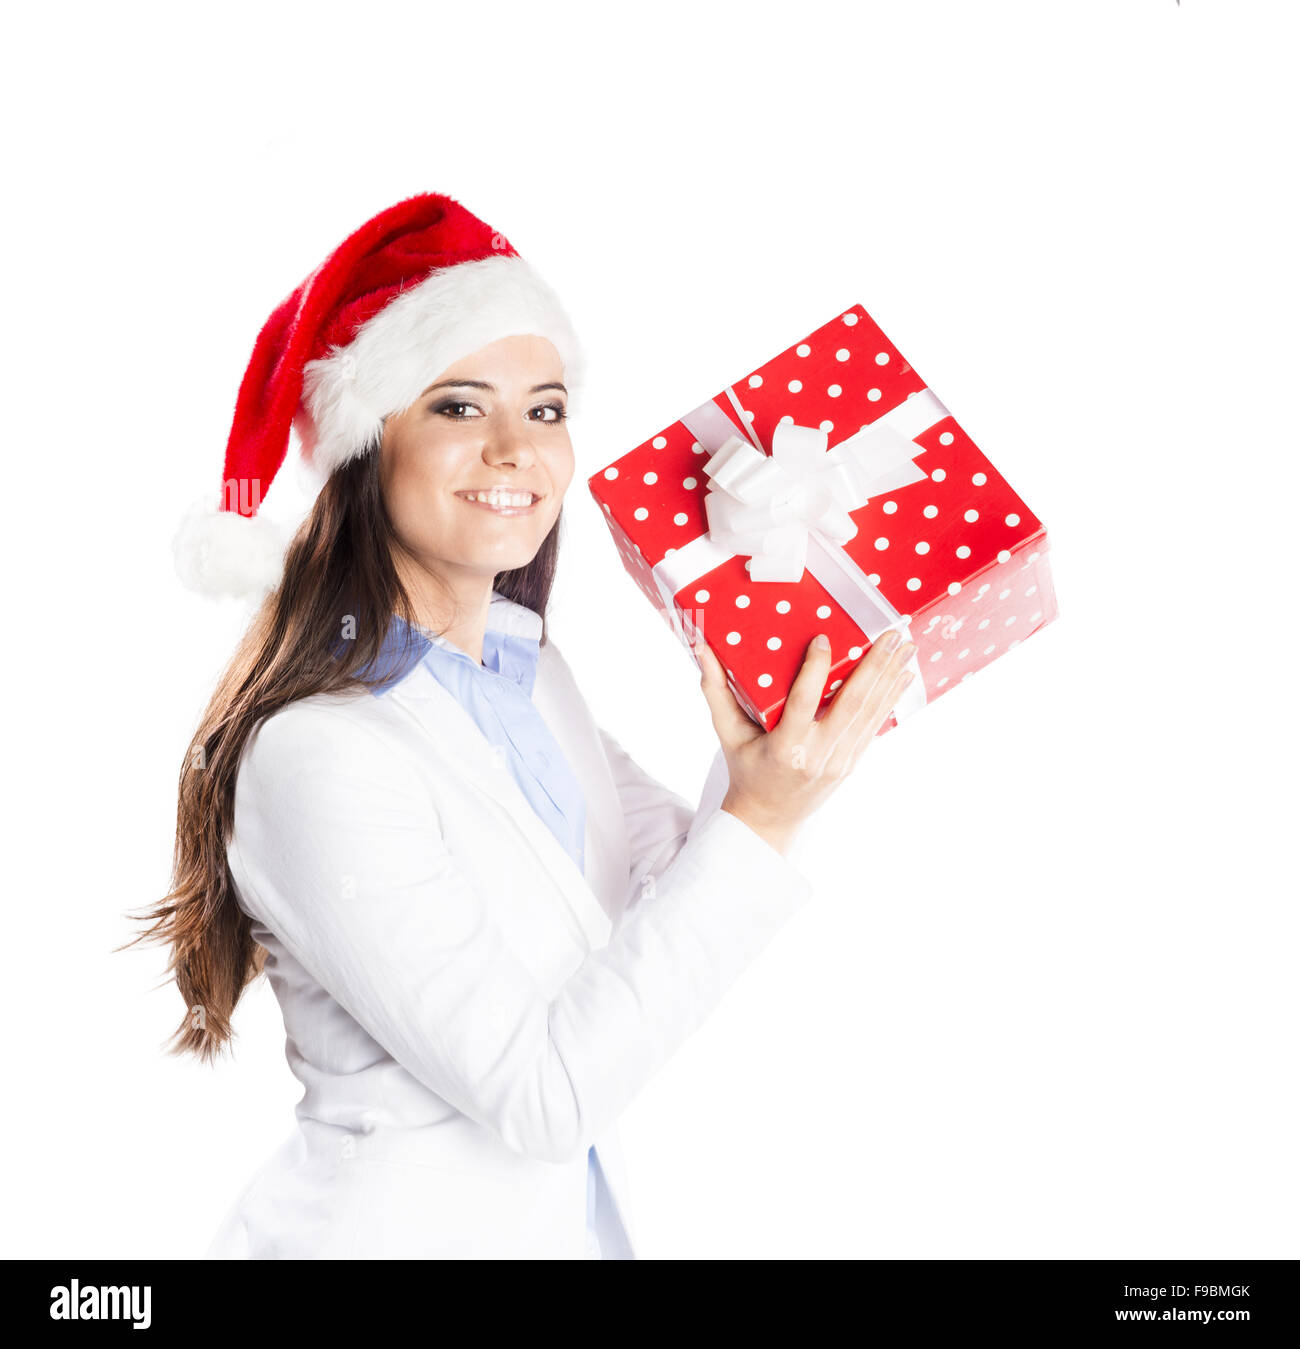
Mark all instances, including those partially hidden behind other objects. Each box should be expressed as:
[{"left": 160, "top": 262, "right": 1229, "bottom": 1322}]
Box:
[
  {"left": 429, "top": 399, "right": 565, "bottom": 422},
  {"left": 432, "top": 400, "right": 483, "bottom": 419}
]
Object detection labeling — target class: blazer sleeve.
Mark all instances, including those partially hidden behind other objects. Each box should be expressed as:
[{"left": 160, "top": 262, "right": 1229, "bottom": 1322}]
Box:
[
  {"left": 595, "top": 726, "right": 734, "bottom": 921},
  {"left": 228, "top": 700, "right": 813, "bottom": 1167}
]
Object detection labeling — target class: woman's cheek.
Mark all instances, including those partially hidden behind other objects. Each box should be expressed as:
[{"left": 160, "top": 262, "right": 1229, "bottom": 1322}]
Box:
[
  {"left": 394, "top": 461, "right": 449, "bottom": 544},
  {"left": 551, "top": 444, "right": 577, "bottom": 495}
]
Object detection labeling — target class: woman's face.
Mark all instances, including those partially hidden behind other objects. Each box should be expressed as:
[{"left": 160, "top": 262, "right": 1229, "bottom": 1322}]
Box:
[{"left": 379, "top": 333, "right": 573, "bottom": 588}]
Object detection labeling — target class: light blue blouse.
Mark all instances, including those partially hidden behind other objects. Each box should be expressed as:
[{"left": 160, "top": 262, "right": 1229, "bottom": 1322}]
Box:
[{"left": 363, "top": 604, "right": 607, "bottom": 1258}]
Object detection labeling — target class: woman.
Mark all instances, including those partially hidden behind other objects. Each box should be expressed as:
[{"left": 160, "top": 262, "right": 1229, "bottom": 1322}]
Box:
[{"left": 129, "top": 192, "right": 918, "bottom": 1259}]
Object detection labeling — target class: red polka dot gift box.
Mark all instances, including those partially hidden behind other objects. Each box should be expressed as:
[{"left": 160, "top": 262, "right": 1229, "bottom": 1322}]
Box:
[{"left": 586, "top": 303, "right": 1059, "bottom": 734}]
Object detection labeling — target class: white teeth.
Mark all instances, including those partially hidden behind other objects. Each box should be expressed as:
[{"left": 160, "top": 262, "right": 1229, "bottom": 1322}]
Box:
[{"left": 463, "top": 490, "right": 535, "bottom": 507}]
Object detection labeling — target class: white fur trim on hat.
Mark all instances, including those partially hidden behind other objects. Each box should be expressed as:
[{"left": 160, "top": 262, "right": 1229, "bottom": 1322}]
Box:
[
  {"left": 172, "top": 495, "right": 292, "bottom": 600},
  {"left": 294, "top": 253, "right": 583, "bottom": 476}
]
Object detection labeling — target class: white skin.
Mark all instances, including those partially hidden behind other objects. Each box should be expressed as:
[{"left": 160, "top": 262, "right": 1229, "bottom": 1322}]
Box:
[{"left": 378, "top": 332, "right": 917, "bottom": 856}]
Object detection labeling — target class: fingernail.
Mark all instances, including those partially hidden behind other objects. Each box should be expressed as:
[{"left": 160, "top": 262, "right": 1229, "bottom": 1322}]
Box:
[
  {"left": 812, "top": 633, "right": 830, "bottom": 651},
  {"left": 880, "top": 630, "right": 901, "bottom": 652}
]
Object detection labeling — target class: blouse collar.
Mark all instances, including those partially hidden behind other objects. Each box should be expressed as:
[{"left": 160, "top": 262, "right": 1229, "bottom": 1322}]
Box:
[{"left": 362, "top": 589, "right": 544, "bottom": 697}]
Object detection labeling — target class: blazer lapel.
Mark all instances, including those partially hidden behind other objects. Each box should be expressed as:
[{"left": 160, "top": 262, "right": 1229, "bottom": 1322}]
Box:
[{"left": 385, "top": 663, "right": 615, "bottom": 952}]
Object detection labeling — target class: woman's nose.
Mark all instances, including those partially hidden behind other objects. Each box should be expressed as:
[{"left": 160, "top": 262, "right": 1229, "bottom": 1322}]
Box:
[{"left": 482, "top": 418, "right": 539, "bottom": 468}]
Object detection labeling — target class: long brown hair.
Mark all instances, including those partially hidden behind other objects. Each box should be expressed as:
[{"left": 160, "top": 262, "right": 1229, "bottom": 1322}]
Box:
[{"left": 121, "top": 444, "right": 563, "bottom": 1062}]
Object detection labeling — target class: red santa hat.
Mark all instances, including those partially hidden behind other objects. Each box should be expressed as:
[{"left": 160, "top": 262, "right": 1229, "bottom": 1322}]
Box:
[{"left": 173, "top": 191, "right": 583, "bottom": 598}]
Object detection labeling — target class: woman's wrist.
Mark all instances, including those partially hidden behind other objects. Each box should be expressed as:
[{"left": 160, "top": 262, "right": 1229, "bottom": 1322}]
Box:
[{"left": 719, "top": 790, "right": 801, "bottom": 857}]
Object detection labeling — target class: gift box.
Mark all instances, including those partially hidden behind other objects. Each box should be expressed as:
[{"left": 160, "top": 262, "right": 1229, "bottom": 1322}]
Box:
[{"left": 587, "top": 303, "right": 1058, "bottom": 733}]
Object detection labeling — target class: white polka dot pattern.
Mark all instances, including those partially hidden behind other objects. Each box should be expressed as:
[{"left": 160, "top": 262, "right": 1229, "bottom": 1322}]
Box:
[{"left": 586, "top": 302, "right": 1056, "bottom": 731}]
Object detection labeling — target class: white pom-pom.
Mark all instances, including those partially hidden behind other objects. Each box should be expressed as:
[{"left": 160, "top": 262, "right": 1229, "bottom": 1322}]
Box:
[{"left": 172, "top": 497, "right": 291, "bottom": 599}]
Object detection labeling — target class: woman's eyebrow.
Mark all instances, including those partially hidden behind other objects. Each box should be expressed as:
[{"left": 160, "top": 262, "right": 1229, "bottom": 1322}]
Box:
[{"left": 419, "top": 378, "right": 569, "bottom": 397}]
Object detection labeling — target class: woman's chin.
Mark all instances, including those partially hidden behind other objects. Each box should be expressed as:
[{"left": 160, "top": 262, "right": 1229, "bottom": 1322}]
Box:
[{"left": 469, "top": 542, "right": 546, "bottom": 576}]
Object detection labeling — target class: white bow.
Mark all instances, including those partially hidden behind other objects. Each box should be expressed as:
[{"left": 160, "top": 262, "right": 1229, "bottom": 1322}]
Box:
[{"left": 700, "top": 418, "right": 931, "bottom": 583}]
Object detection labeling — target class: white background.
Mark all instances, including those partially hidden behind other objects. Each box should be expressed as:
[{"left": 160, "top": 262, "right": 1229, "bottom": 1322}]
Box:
[{"left": 3, "top": 0, "right": 1295, "bottom": 1259}]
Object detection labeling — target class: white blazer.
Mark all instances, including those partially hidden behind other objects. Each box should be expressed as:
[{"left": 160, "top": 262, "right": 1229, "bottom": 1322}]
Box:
[{"left": 203, "top": 592, "right": 814, "bottom": 1259}]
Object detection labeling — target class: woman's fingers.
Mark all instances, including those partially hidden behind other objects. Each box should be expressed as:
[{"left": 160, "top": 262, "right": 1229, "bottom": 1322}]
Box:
[
  {"left": 817, "top": 633, "right": 916, "bottom": 768},
  {"left": 843, "top": 664, "right": 915, "bottom": 766},
  {"left": 775, "top": 633, "right": 834, "bottom": 731},
  {"left": 695, "top": 636, "right": 758, "bottom": 750}
]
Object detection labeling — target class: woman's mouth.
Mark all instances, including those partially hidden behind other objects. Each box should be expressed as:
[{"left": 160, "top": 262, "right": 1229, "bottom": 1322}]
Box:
[{"left": 454, "top": 488, "right": 542, "bottom": 517}]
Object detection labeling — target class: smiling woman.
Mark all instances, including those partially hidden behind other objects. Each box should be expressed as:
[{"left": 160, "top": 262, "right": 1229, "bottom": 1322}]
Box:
[
  {"left": 124, "top": 190, "right": 910, "bottom": 1261},
  {"left": 378, "top": 335, "right": 575, "bottom": 657}
]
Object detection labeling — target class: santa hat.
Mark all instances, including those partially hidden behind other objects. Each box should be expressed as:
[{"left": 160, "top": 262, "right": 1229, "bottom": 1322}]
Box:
[{"left": 173, "top": 191, "right": 584, "bottom": 599}]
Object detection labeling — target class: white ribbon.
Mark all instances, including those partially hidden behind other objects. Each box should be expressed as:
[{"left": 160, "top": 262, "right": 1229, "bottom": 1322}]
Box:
[{"left": 650, "top": 386, "right": 952, "bottom": 724}]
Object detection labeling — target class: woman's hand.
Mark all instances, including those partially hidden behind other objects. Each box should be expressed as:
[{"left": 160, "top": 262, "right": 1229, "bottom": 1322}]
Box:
[{"left": 696, "top": 629, "right": 917, "bottom": 856}]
